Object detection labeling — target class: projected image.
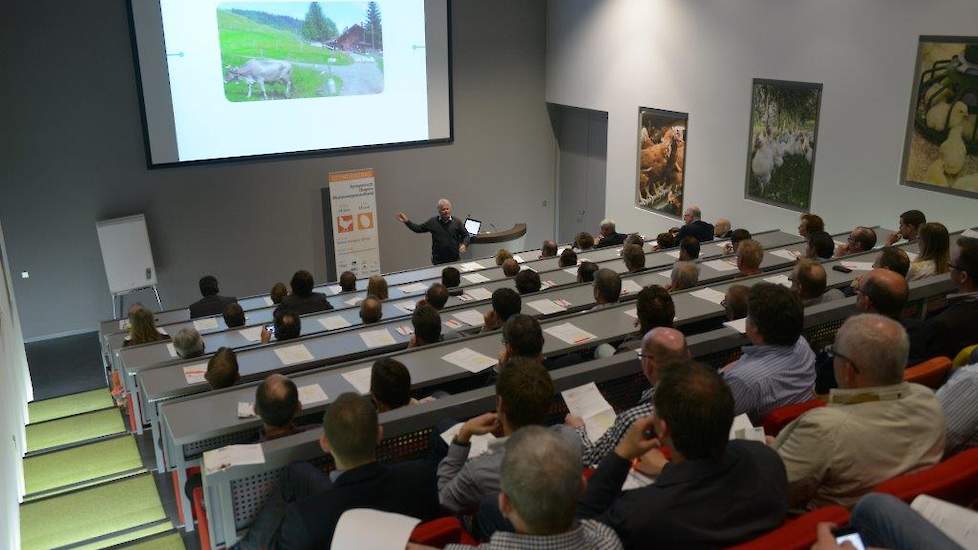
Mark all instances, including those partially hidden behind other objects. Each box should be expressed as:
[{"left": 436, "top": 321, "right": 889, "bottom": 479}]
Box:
[
  {"left": 636, "top": 108, "right": 688, "bottom": 218},
  {"left": 218, "top": 2, "right": 385, "bottom": 101}
]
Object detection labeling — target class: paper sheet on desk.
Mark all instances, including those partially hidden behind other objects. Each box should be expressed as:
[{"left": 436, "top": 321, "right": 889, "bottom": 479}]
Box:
[
  {"left": 193, "top": 318, "right": 219, "bottom": 331},
  {"left": 564, "top": 267, "right": 579, "bottom": 276},
  {"left": 298, "top": 384, "right": 328, "bottom": 406},
  {"left": 274, "top": 344, "right": 314, "bottom": 366},
  {"left": 527, "top": 299, "right": 566, "bottom": 315},
  {"left": 665, "top": 250, "right": 680, "bottom": 259},
  {"left": 237, "top": 402, "right": 256, "bottom": 418},
  {"left": 183, "top": 363, "right": 207, "bottom": 384},
  {"left": 166, "top": 343, "right": 177, "bottom": 358},
  {"left": 463, "top": 287, "right": 493, "bottom": 301},
  {"left": 622, "top": 469, "right": 656, "bottom": 491},
  {"left": 397, "top": 283, "right": 429, "bottom": 294},
  {"left": 841, "top": 261, "right": 875, "bottom": 271},
  {"left": 545, "top": 323, "right": 597, "bottom": 345},
  {"left": 342, "top": 367, "right": 373, "bottom": 395},
  {"left": 621, "top": 280, "right": 644, "bottom": 295},
  {"left": 562, "top": 382, "right": 616, "bottom": 440},
  {"left": 462, "top": 272, "right": 490, "bottom": 284},
  {"left": 326, "top": 284, "right": 342, "bottom": 295},
  {"left": 729, "top": 414, "right": 765, "bottom": 442},
  {"left": 331, "top": 509, "right": 421, "bottom": 550},
  {"left": 263, "top": 296, "right": 274, "bottom": 306},
  {"left": 513, "top": 254, "right": 526, "bottom": 263},
  {"left": 723, "top": 318, "right": 748, "bottom": 334},
  {"left": 203, "top": 444, "right": 265, "bottom": 475},
  {"left": 690, "top": 287, "right": 726, "bottom": 305},
  {"left": 344, "top": 296, "right": 362, "bottom": 307},
  {"left": 458, "top": 262, "right": 483, "bottom": 272},
  {"left": 452, "top": 310, "right": 485, "bottom": 327},
  {"left": 911, "top": 494, "right": 978, "bottom": 549},
  {"left": 764, "top": 274, "right": 792, "bottom": 287},
  {"left": 770, "top": 249, "right": 800, "bottom": 261},
  {"left": 393, "top": 300, "right": 416, "bottom": 314},
  {"left": 441, "top": 422, "right": 495, "bottom": 458},
  {"left": 442, "top": 348, "right": 497, "bottom": 373},
  {"left": 239, "top": 326, "right": 264, "bottom": 342},
  {"left": 360, "top": 329, "right": 396, "bottom": 348},
  {"left": 319, "top": 316, "right": 352, "bottom": 331},
  {"left": 702, "top": 259, "right": 738, "bottom": 272}
]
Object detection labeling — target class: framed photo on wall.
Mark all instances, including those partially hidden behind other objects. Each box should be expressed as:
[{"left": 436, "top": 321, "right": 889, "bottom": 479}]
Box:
[
  {"left": 635, "top": 107, "right": 688, "bottom": 218},
  {"left": 744, "top": 79, "right": 822, "bottom": 212},
  {"left": 901, "top": 36, "right": 978, "bottom": 197}
]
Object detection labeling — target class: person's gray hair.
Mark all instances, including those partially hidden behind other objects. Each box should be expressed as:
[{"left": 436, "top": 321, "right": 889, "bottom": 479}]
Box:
[
  {"left": 671, "top": 261, "right": 700, "bottom": 291},
  {"left": 835, "top": 313, "right": 909, "bottom": 386},
  {"left": 437, "top": 198, "right": 451, "bottom": 207},
  {"left": 501, "top": 426, "right": 582, "bottom": 534},
  {"left": 600, "top": 218, "right": 615, "bottom": 231},
  {"left": 173, "top": 327, "right": 205, "bottom": 359},
  {"left": 688, "top": 206, "right": 702, "bottom": 220}
]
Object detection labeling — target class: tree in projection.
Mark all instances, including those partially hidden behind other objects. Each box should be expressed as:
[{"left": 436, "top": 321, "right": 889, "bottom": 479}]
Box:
[
  {"left": 302, "top": 2, "right": 338, "bottom": 47},
  {"left": 364, "top": 2, "right": 383, "bottom": 50}
]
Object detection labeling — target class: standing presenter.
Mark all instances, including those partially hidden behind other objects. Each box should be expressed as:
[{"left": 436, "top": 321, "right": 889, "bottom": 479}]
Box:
[{"left": 397, "top": 198, "right": 472, "bottom": 265}]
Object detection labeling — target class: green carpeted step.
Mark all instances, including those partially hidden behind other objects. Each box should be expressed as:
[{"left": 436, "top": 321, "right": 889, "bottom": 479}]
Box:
[
  {"left": 20, "top": 473, "right": 167, "bottom": 550},
  {"left": 73, "top": 523, "right": 176, "bottom": 550},
  {"left": 24, "top": 436, "right": 143, "bottom": 496},
  {"left": 28, "top": 388, "right": 113, "bottom": 424},
  {"left": 109, "top": 531, "right": 186, "bottom": 550},
  {"left": 26, "top": 408, "right": 126, "bottom": 453}
]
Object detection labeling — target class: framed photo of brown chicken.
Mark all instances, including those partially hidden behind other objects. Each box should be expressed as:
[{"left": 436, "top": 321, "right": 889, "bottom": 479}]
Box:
[
  {"left": 636, "top": 107, "right": 688, "bottom": 218},
  {"left": 901, "top": 36, "right": 978, "bottom": 197},
  {"left": 745, "top": 79, "right": 822, "bottom": 212}
]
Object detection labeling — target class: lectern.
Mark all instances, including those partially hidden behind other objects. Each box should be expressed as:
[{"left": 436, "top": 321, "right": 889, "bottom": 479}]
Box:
[{"left": 463, "top": 223, "right": 528, "bottom": 260}]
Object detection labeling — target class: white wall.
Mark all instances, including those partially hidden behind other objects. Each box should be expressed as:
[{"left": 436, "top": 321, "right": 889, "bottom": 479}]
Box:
[{"left": 546, "top": 0, "right": 978, "bottom": 237}]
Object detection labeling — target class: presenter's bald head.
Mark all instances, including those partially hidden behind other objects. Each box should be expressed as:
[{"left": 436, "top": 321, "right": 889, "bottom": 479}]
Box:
[{"left": 437, "top": 199, "right": 452, "bottom": 219}]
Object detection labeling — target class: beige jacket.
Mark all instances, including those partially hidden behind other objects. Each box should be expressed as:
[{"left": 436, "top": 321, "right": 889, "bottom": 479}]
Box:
[{"left": 774, "top": 382, "right": 945, "bottom": 510}]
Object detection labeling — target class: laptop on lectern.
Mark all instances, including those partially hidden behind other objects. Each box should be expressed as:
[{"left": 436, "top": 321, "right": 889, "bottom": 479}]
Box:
[{"left": 464, "top": 217, "right": 482, "bottom": 236}]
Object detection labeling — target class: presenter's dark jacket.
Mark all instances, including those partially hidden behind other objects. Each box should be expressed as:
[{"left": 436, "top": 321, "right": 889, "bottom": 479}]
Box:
[
  {"left": 189, "top": 295, "right": 237, "bottom": 319},
  {"left": 578, "top": 440, "right": 787, "bottom": 549},
  {"left": 404, "top": 216, "right": 471, "bottom": 265},
  {"left": 595, "top": 232, "right": 627, "bottom": 248},
  {"left": 280, "top": 293, "right": 333, "bottom": 315},
  {"left": 276, "top": 460, "right": 440, "bottom": 550},
  {"left": 675, "top": 220, "right": 716, "bottom": 244}
]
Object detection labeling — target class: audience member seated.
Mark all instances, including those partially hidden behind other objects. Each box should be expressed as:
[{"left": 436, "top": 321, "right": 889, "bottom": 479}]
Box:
[
  {"left": 811, "top": 493, "right": 961, "bottom": 550},
  {"left": 558, "top": 248, "right": 578, "bottom": 268},
  {"left": 939, "top": 354, "right": 978, "bottom": 456},
  {"left": 359, "top": 296, "right": 383, "bottom": 324},
  {"left": 678, "top": 236, "right": 700, "bottom": 261},
  {"left": 437, "top": 358, "right": 581, "bottom": 514},
  {"left": 714, "top": 218, "right": 732, "bottom": 239},
  {"left": 736, "top": 239, "right": 764, "bottom": 277},
  {"left": 123, "top": 306, "right": 169, "bottom": 347},
  {"left": 277, "top": 393, "right": 440, "bottom": 549},
  {"left": 592, "top": 268, "right": 622, "bottom": 310},
  {"left": 338, "top": 271, "right": 357, "bottom": 293},
  {"left": 792, "top": 259, "right": 845, "bottom": 306},
  {"left": 369, "top": 357, "right": 433, "bottom": 412},
  {"left": 774, "top": 314, "right": 945, "bottom": 510},
  {"left": 205, "top": 347, "right": 239, "bottom": 389},
  {"left": 578, "top": 363, "right": 787, "bottom": 548},
  {"left": 595, "top": 219, "right": 627, "bottom": 248},
  {"left": 574, "top": 232, "right": 595, "bottom": 251},
  {"left": 806, "top": 230, "right": 836, "bottom": 260},
  {"left": 497, "top": 314, "right": 545, "bottom": 370},
  {"left": 262, "top": 309, "right": 301, "bottom": 343},
  {"left": 189, "top": 275, "right": 237, "bottom": 319},
  {"left": 514, "top": 269, "right": 541, "bottom": 295},
  {"left": 495, "top": 249, "right": 514, "bottom": 266},
  {"left": 424, "top": 283, "right": 450, "bottom": 310},
  {"left": 539, "top": 240, "right": 558, "bottom": 258},
  {"left": 222, "top": 302, "right": 246, "bottom": 328},
  {"left": 835, "top": 226, "right": 877, "bottom": 257},
  {"left": 675, "top": 205, "right": 715, "bottom": 243},
  {"left": 723, "top": 285, "right": 750, "bottom": 321},
  {"left": 728, "top": 228, "right": 752, "bottom": 254},
  {"left": 908, "top": 222, "right": 950, "bottom": 281},
  {"left": 885, "top": 209, "right": 927, "bottom": 246},
  {"left": 410, "top": 304, "right": 443, "bottom": 347},
  {"left": 625, "top": 234, "right": 644, "bottom": 248},
  {"left": 366, "top": 275, "right": 389, "bottom": 301},
  {"left": 282, "top": 270, "right": 333, "bottom": 314},
  {"left": 271, "top": 282, "right": 289, "bottom": 304},
  {"left": 723, "top": 283, "right": 815, "bottom": 423},
  {"left": 483, "top": 288, "right": 521, "bottom": 332},
  {"left": 798, "top": 213, "right": 825, "bottom": 239},
  {"left": 618, "top": 286, "right": 675, "bottom": 351},
  {"left": 856, "top": 268, "right": 909, "bottom": 320},
  {"left": 570, "top": 328, "right": 688, "bottom": 467},
  {"left": 669, "top": 261, "right": 699, "bottom": 292},
  {"left": 909, "top": 236, "right": 978, "bottom": 362},
  {"left": 501, "top": 258, "right": 521, "bottom": 277},
  {"left": 173, "top": 327, "right": 205, "bottom": 359},
  {"left": 442, "top": 266, "right": 462, "bottom": 291},
  {"left": 255, "top": 373, "right": 306, "bottom": 441},
  {"left": 874, "top": 246, "right": 912, "bottom": 278},
  {"left": 621, "top": 244, "right": 645, "bottom": 273},
  {"left": 655, "top": 232, "right": 676, "bottom": 251},
  {"left": 577, "top": 261, "right": 599, "bottom": 283}
]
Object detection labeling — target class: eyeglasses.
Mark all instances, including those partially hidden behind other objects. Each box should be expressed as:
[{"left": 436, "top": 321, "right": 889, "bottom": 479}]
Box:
[{"left": 825, "top": 345, "right": 860, "bottom": 373}]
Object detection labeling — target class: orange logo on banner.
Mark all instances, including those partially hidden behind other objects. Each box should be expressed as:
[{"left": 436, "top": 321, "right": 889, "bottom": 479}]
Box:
[
  {"left": 337, "top": 215, "right": 354, "bottom": 233},
  {"left": 357, "top": 212, "right": 374, "bottom": 230}
]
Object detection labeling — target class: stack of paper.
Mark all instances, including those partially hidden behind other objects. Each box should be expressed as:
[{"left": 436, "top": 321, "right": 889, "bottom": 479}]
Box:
[
  {"left": 728, "top": 414, "right": 765, "bottom": 442},
  {"left": 440, "top": 422, "right": 495, "bottom": 458},
  {"left": 344, "top": 297, "right": 362, "bottom": 307},
  {"left": 341, "top": 367, "right": 373, "bottom": 395},
  {"left": 512, "top": 254, "right": 526, "bottom": 263},
  {"left": 183, "top": 364, "right": 208, "bottom": 384},
  {"left": 361, "top": 329, "right": 396, "bottom": 348},
  {"left": 463, "top": 288, "right": 493, "bottom": 301},
  {"left": 193, "top": 318, "right": 220, "bottom": 331},
  {"left": 702, "top": 259, "right": 738, "bottom": 272},
  {"left": 562, "top": 383, "right": 617, "bottom": 440},
  {"left": 166, "top": 343, "right": 177, "bottom": 358},
  {"left": 332, "top": 510, "right": 422, "bottom": 550},
  {"left": 274, "top": 344, "right": 314, "bottom": 366},
  {"left": 397, "top": 283, "right": 428, "bottom": 294},
  {"left": 841, "top": 261, "right": 874, "bottom": 271},
  {"left": 621, "top": 280, "right": 644, "bottom": 295},
  {"left": 203, "top": 444, "right": 265, "bottom": 475},
  {"left": 452, "top": 310, "right": 485, "bottom": 327},
  {"left": 239, "top": 326, "right": 264, "bottom": 342},
  {"left": 458, "top": 262, "right": 484, "bottom": 272},
  {"left": 319, "top": 316, "right": 352, "bottom": 331},
  {"left": 462, "top": 272, "right": 490, "bottom": 284},
  {"left": 764, "top": 274, "right": 792, "bottom": 287},
  {"left": 395, "top": 325, "right": 414, "bottom": 336},
  {"left": 770, "top": 249, "right": 800, "bottom": 261},
  {"left": 237, "top": 402, "right": 255, "bottom": 418},
  {"left": 723, "top": 318, "right": 748, "bottom": 334},
  {"left": 545, "top": 323, "right": 597, "bottom": 345},
  {"left": 298, "top": 384, "right": 328, "bottom": 406},
  {"left": 690, "top": 287, "right": 726, "bottom": 305},
  {"left": 442, "top": 348, "right": 497, "bottom": 373},
  {"left": 527, "top": 299, "right": 566, "bottom": 315}
]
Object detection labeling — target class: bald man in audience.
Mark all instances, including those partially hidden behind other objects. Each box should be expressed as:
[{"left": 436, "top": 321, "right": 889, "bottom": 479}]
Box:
[
  {"left": 723, "top": 285, "right": 750, "bottom": 321},
  {"left": 358, "top": 296, "right": 383, "bottom": 324},
  {"left": 669, "top": 261, "right": 699, "bottom": 292},
  {"left": 621, "top": 244, "right": 645, "bottom": 273},
  {"left": 592, "top": 269, "right": 622, "bottom": 310},
  {"left": 502, "top": 258, "right": 521, "bottom": 277},
  {"left": 835, "top": 226, "right": 877, "bottom": 257},
  {"left": 539, "top": 240, "right": 558, "bottom": 259},
  {"left": 774, "top": 314, "right": 944, "bottom": 510},
  {"left": 568, "top": 327, "right": 690, "bottom": 467},
  {"left": 856, "top": 269, "right": 909, "bottom": 320},
  {"left": 736, "top": 240, "right": 764, "bottom": 277},
  {"left": 792, "top": 259, "right": 844, "bottom": 306},
  {"left": 714, "top": 218, "right": 732, "bottom": 239},
  {"left": 874, "top": 247, "right": 911, "bottom": 278},
  {"left": 255, "top": 374, "right": 305, "bottom": 441},
  {"left": 675, "top": 205, "right": 715, "bottom": 243}
]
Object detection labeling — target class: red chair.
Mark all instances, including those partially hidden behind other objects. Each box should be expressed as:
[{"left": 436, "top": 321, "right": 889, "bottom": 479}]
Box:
[
  {"left": 874, "top": 447, "right": 978, "bottom": 506},
  {"left": 725, "top": 506, "right": 850, "bottom": 550},
  {"left": 761, "top": 400, "right": 826, "bottom": 437},
  {"left": 192, "top": 486, "right": 212, "bottom": 550},
  {"left": 903, "top": 356, "right": 952, "bottom": 389},
  {"left": 409, "top": 517, "right": 478, "bottom": 547}
]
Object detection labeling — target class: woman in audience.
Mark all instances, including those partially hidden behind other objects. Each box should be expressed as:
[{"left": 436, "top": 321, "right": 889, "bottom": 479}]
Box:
[
  {"left": 366, "top": 275, "right": 389, "bottom": 300},
  {"left": 123, "top": 307, "right": 169, "bottom": 347},
  {"left": 908, "top": 222, "right": 950, "bottom": 281},
  {"left": 270, "top": 282, "right": 288, "bottom": 304}
]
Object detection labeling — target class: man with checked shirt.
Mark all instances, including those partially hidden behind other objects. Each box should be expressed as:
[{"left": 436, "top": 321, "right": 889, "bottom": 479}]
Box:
[{"left": 565, "top": 327, "right": 690, "bottom": 467}]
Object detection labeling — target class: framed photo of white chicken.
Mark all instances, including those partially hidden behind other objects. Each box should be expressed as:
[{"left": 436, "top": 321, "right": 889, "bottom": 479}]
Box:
[
  {"left": 901, "top": 37, "right": 978, "bottom": 197},
  {"left": 745, "top": 79, "right": 822, "bottom": 212},
  {"left": 636, "top": 108, "right": 688, "bottom": 217}
]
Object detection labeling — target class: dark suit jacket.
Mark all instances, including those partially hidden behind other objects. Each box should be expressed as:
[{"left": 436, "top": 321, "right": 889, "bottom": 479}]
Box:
[
  {"left": 578, "top": 440, "right": 787, "bottom": 549},
  {"left": 595, "top": 232, "right": 627, "bottom": 248},
  {"left": 908, "top": 292, "right": 978, "bottom": 364},
  {"left": 280, "top": 292, "right": 334, "bottom": 315},
  {"left": 277, "top": 460, "right": 441, "bottom": 550},
  {"left": 189, "top": 295, "right": 237, "bottom": 319},
  {"left": 675, "top": 220, "right": 716, "bottom": 243}
]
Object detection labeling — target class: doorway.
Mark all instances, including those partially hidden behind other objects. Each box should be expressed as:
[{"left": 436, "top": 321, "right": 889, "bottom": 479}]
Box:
[{"left": 548, "top": 104, "right": 608, "bottom": 243}]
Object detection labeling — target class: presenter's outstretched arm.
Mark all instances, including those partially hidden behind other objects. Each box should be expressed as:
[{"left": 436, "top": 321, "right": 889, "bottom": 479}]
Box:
[{"left": 397, "top": 212, "right": 428, "bottom": 233}]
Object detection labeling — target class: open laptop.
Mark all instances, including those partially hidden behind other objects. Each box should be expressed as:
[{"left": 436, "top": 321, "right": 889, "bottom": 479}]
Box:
[{"left": 464, "top": 217, "right": 482, "bottom": 236}]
